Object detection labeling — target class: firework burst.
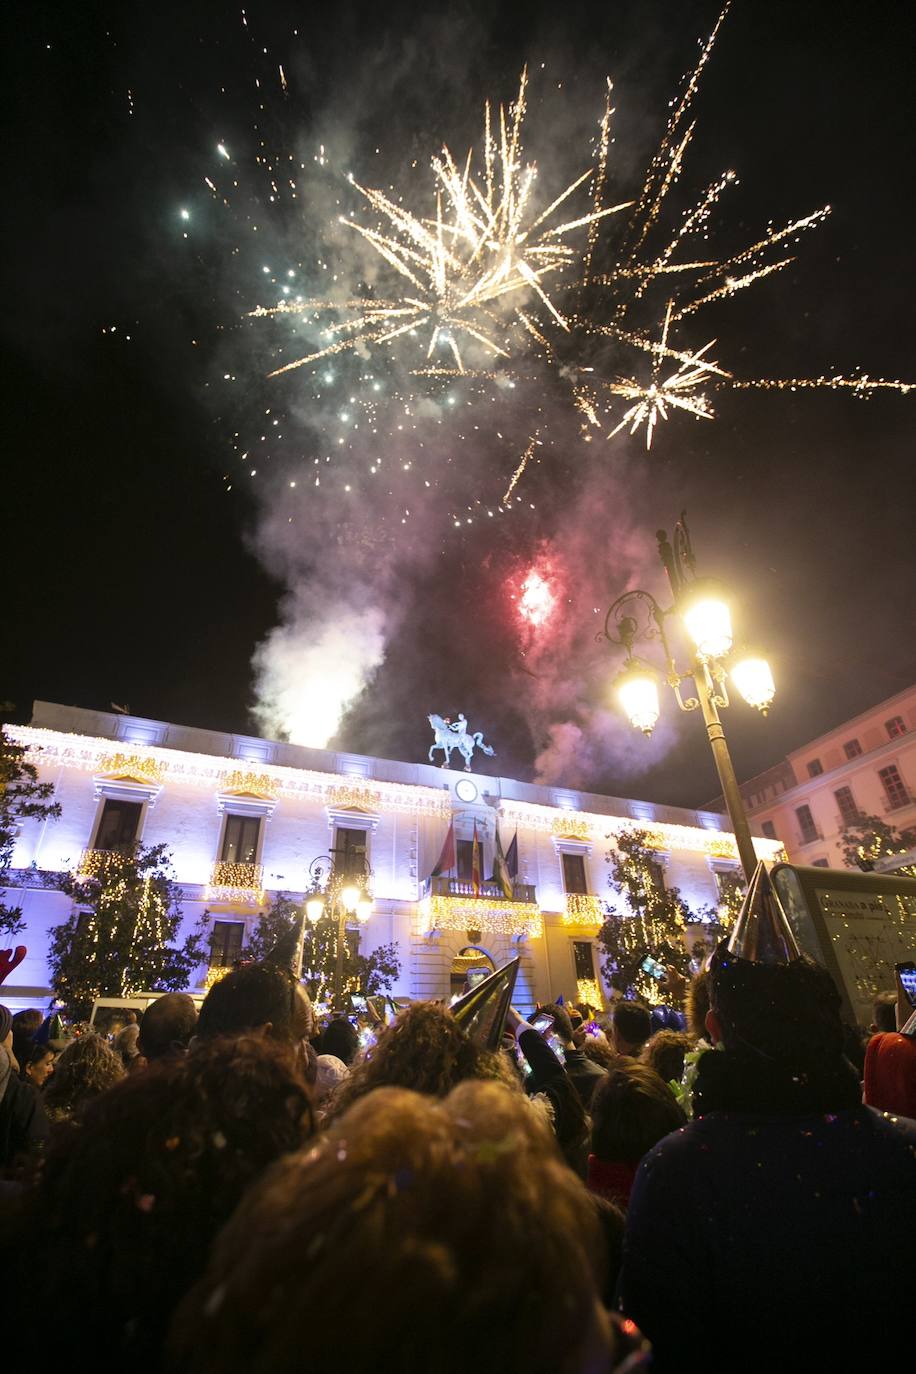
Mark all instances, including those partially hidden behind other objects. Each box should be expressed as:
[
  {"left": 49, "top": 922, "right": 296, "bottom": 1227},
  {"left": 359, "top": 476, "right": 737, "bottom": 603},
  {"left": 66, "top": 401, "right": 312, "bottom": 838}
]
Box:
[
  {"left": 254, "top": 68, "right": 629, "bottom": 379},
  {"left": 246, "top": 0, "right": 913, "bottom": 480}
]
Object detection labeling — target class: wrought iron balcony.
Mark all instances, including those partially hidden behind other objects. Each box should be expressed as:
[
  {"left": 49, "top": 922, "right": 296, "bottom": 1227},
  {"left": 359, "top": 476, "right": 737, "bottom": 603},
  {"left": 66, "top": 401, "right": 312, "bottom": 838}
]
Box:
[
  {"left": 418, "top": 875, "right": 541, "bottom": 938},
  {"left": 207, "top": 861, "right": 264, "bottom": 904}
]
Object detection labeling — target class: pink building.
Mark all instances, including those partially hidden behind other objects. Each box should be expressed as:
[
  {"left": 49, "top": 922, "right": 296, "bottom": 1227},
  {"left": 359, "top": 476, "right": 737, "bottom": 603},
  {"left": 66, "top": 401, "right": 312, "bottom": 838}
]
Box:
[{"left": 708, "top": 685, "right": 916, "bottom": 867}]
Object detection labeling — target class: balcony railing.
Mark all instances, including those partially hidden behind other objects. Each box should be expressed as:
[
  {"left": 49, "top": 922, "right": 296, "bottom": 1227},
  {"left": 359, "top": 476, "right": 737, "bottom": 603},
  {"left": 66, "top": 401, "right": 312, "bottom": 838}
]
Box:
[
  {"left": 418, "top": 875, "right": 541, "bottom": 938},
  {"left": 207, "top": 861, "right": 264, "bottom": 904},
  {"left": 796, "top": 828, "right": 823, "bottom": 847},
  {"left": 76, "top": 847, "right": 134, "bottom": 879},
  {"left": 422, "top": 875, "right": 537, "bottom": 903},
  {"left": 563, "top": 893, "right": 607, "bottom": 927}
]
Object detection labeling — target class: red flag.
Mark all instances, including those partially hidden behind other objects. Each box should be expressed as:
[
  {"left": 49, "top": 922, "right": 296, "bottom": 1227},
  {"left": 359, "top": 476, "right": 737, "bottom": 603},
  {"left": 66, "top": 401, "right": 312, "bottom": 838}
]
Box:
[
  {"left": 431, "top": 819, "right": 456, "bottom": 878},
  {"left": 471, "top": 820, "right": 481, "bottom": 896}
]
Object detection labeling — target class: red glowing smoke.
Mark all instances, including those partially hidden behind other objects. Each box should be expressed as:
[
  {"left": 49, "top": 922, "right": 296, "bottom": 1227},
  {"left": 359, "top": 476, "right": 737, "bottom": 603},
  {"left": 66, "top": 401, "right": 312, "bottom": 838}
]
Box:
[{"left": 518, "top": 568, "right": 556, "bottom": 627}]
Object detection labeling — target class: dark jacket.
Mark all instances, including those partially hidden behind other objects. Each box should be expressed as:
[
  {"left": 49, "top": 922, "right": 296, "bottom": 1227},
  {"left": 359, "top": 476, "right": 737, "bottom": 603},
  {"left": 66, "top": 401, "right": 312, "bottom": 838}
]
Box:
[
  {"left": 0, "top": 1066, "right": 50, "bottom": 1169},
  {"left": 561, "top": 1046, "right": 606, "bottom": 1108},
  {"left": 518, "top": 1027, "right": 588, "bottom": 1171},
  {"left": 618, "top": 1049, "right": 916, "bottom": 1372}
]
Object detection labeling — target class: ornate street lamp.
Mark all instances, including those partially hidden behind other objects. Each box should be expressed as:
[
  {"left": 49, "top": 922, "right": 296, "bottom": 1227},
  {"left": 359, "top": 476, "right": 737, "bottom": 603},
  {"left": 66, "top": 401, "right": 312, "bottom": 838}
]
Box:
[
  {"left": 600, "top": 512, "right": 774, "bottom": 882},
  {"left": 303, "top": 852, "right": 374, "bottom": 1008}
]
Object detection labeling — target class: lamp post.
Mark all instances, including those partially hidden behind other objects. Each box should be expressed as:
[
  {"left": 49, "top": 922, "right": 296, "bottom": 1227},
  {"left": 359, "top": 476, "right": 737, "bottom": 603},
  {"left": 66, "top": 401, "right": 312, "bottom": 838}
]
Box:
[
  {"left": 600, "top": 512, "right": 775, "bottom": 883},
  {"left": 302, "top": 851, "right": 374, "bottom": 1008}
]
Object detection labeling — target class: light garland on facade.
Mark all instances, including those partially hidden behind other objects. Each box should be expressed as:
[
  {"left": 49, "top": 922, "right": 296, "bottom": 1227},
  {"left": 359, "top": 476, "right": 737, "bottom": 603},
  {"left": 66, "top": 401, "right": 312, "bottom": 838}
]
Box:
[
  {"left": 576, "top": 978, "right": 605, "bottom": 1011},
  {"left": 563, "top": 893, "right": 606, "bottom": 927},
  {"left": 207, "top": 862, "right": 264, "bottom": 905},
  {"left": 98, "top": 753, "right": 166, "bottom": 785},
  {"left": 551, "top": 816, "right": 592, "bottom": 842},
  {"left": 76, "top": 848, "right": 122, "bottom": 879},
  {"left": 222, "top": 770, "right": 279, "bottom": 799},
  {"left": 203, "top": 964, "right": 232, "bottom": 991},
  {"left": 10, "top": 726, "right": 452, "bottom": 819},
  {"left": 500, "top": 799, "right": 784, "bottom": 862},
  {"left": 418, "top": 894, "right": 543, "bottom": 939}
]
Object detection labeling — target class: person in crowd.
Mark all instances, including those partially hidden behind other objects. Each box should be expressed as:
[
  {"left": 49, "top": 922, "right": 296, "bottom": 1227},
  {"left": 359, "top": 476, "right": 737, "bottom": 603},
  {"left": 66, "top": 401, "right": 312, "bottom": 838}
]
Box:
[
  {"left": 42, "top": 1032, "right": 124, "bottom": 1123},
  {"left": 114, "top": 1009, "right": 141, "bottom": 1066},
  {"left": 11, "top": 1008, "right": 43, "bottom": 1069},
  {"left": 197, "top": 962, "right": 313, "bottom": 1047},
  {"left": 314, "top": 1052, "right": 349, "bottom": 1109},
  {"left": 138, "top": 992, "right": 198, "bottom": 1062},
  {"left": 587, "top": 1062, "right": 686, "bottom": 1209},
  {"left": 323, "top": 1001, "right": 512, "bottom": 1122},
  {"left": 320, "top": 1013, "right": 360, "bottom": 1066},
  {"left": 582, "top": 1031, "right": 616, "bottom": 1071},
  {"left": 640, "top": 1029, "right": 692, "bottom": 1088},
  {"left": 537, "top": 1002, "right": 606, "bottom": 1108},
  {"left": 864, "top": 1024, "right": 916, "bottom": 1119},
  {"left": 5, "top": 1035, "right": 313, "bottom": 1370},
  {"left": 610, "top": 1000, "right": 651, "bottom": 1057},
  {"left": 618, "top": 943, "right": 916, "bottom": 1372},
  {"left": 0, "top": 1004, "right": 50, "bottom": 1169},
  {"left": 684, "top": 970, "right": 711, "bottom": 1043},
  {"left": 506, "top": 1005, "right": 589, "bottom": 1172},
  {"left": 871, "top": 989, "right": 899, "bottom": 1033},
  {"left": 20, "top": 1041, "right": 56, "bottom": 1089},
  {"left": 169, "top": 1081, "right": 649, "bottom": 1374}
]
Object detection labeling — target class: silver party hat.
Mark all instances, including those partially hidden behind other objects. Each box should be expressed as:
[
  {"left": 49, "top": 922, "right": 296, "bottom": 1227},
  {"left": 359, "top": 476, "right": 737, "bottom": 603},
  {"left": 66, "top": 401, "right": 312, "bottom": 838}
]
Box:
[
  {"left": 726, "top": 861, "right": 801, "bottom": 964},
  {"left": 450, "top": 958, "right": 519, "bottom": 1050}
]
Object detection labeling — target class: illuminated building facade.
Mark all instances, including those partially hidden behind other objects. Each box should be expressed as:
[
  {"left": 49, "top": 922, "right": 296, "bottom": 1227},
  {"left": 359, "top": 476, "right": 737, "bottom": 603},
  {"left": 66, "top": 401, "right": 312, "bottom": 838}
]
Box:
[
  {"left": 2, "top": 701, "right": 781, "bottom": 1013},
  {"left": 706, "top": 685, "right": 916, "bottom": 869}
]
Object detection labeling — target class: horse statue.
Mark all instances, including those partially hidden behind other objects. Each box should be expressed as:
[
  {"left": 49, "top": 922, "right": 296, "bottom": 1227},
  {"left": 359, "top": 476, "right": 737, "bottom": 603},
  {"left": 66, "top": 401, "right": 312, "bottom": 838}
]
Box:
[{"left": 428, "top": 713, "right": 496, "bottom": 772}]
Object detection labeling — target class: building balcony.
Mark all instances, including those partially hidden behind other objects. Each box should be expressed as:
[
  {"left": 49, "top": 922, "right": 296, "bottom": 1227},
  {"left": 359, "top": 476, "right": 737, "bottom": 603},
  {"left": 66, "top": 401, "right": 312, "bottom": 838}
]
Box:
[
  {"left": 206, "top": 861, "right": 264, "bottom": 905},
  {"left": 562, "top": 893, "right": 607, "bottom": 927},
  {"left": 418, "top": 875, "right": 541, "bottom": 938},
  {"left": 76, "top": 847, "right": 134, "bottom": 879}
]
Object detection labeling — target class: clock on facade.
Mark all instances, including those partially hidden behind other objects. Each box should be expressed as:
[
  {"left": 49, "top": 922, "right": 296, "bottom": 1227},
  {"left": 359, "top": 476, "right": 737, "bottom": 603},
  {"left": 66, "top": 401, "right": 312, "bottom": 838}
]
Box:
[{"left": 454, "top": 777, "right": 479, "bottom": 803}]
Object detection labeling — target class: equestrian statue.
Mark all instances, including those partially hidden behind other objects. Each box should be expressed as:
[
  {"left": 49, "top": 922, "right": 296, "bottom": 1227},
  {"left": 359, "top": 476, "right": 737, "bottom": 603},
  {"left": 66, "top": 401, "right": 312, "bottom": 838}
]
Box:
[{"left": 427, "top": 713, "right": 495, "bottom": 772}]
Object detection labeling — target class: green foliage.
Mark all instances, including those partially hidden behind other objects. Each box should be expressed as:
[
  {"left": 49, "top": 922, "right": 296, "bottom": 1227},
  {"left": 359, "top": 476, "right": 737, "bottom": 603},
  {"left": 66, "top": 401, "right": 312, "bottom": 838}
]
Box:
[
  {"left": 839, "top": 813, "right": 916, "bottom": 879},
  {"left": 243, "top": 892, "right": 302, "bottom": 962},
  {"left": 597, "top": 828, "right": 695, "bottom": 1002},
  {"left": 0, "top": 726, "right": 62, "bottom": 940},
  {"left": 49, "top": 843, "right": 208, "bottom": 1020},
  {"left": 243, "top": 891, "right": 401, "bottom": 1004}
]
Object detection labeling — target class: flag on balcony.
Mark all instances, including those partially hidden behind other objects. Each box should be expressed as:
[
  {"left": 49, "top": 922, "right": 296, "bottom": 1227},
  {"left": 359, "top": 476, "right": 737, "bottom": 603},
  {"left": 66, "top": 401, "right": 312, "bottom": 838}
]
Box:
[
  {"left": 505, "top": 827, "right": 519, "bottom": 879},
  {"left": 471, "top": 820, "right": 481, "bottom": 896},
  {"left": 431, "top": 819, "right": 456, "bottom": 877},
  {"left": 493, "top": 824, "right": 514, "bottom": 900}
]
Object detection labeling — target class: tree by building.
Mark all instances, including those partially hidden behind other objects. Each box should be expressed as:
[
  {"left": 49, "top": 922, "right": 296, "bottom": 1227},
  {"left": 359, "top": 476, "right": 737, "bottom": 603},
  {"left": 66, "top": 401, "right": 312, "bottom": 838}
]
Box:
[
  {"left": 839, "top": 813, "right": 916, "bottom": 879},
  {"left": 49, "top": 843, "right": 208, "bottom": 1020},
  {"left": 597, "top": 828, "right": 698, "bottom": 1002},
  {"left": 1, "top": 724, "right": 62, "bottom": 941},
  {"left": 239, "top": 891, "right": 401, "bottom": 1003}
]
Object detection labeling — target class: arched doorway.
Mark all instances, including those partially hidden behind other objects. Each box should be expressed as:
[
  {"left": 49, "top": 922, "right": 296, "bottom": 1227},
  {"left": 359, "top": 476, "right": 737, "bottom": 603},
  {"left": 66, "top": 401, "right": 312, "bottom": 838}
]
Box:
[{"left": 449, "top": 944, "right": 496, "bottom": 1000}]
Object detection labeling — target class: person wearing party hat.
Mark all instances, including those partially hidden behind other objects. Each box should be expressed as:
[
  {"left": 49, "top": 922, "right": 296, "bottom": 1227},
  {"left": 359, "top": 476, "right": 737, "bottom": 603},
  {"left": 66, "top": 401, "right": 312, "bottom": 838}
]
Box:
[{"left": 618, "top": 861, "right": 916, "bottom": 1374}]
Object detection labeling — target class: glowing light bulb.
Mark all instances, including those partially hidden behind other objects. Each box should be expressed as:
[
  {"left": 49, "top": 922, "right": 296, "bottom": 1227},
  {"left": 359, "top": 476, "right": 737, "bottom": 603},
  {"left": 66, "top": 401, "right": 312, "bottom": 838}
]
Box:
[
  {"left": 356, "top": 895, "right": 374, "bottom": 923},
  {"left": 615, "top": 661, "right": 660, "bottom": 736},
  {"left": 681, "top": 585, "right": 733, "bottom": 659},
  {"left": 340, "top": 883, "right": 361, "bottom": 913},
  {"left": 305, "top": 895, "right": 325, "bottom": 923},
  {"left": 730, "top": 655, "right": 775, "bottom": 713}
]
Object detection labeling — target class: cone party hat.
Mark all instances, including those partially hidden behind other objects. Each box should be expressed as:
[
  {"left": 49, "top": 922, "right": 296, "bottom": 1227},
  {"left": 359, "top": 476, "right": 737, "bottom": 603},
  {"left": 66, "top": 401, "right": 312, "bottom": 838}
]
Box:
[
  {"left": 726, "top": 861, "right": 800, "bottom": 964},
  {"left": 263, "top": 911, "right": 307, "bottom": 978},
  {"left": 450, "top": 957, "right": 519, "bottom": 1050}
]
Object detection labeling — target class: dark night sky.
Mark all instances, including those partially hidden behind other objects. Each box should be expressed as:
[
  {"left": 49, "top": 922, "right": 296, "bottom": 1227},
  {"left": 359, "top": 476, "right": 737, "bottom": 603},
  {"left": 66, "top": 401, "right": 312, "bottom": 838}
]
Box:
[{"left": 3, "top": 0, "right": 915, "bottom": 809}]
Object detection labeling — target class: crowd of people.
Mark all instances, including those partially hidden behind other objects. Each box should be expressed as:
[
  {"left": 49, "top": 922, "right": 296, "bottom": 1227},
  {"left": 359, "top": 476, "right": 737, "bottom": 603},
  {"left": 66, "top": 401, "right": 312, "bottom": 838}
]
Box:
[{"left": 1, "top": 912, "right": 915, "bottom": 1371}]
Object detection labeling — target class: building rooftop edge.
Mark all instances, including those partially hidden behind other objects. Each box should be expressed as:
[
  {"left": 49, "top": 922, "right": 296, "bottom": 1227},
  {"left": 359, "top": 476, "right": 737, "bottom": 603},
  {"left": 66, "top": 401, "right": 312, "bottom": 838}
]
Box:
[{"left": 24, "top": 700, "right": 737, "bottom": 836}]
